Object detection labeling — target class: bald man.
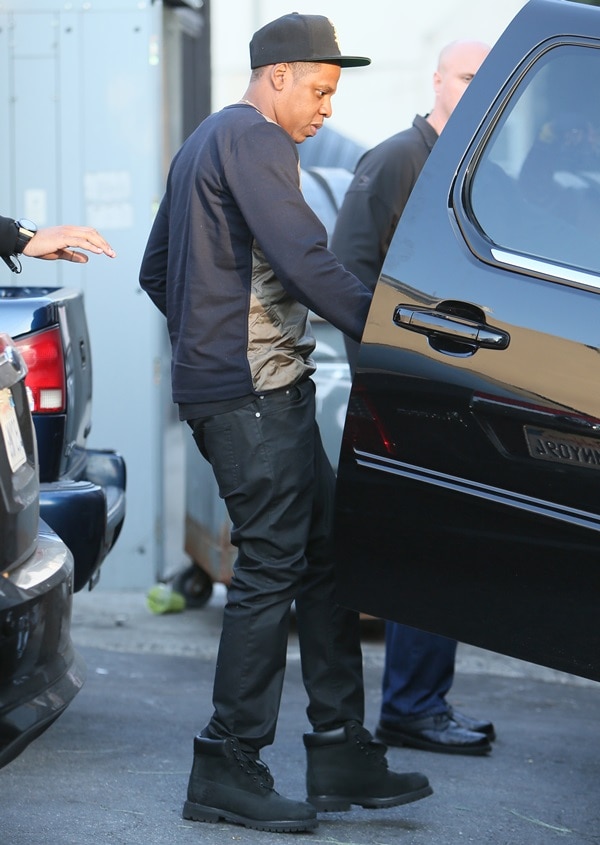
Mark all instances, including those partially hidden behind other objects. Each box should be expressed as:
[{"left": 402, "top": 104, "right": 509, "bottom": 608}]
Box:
[{"left": 331, "top": 40, "right": 497, "bottom": 755}]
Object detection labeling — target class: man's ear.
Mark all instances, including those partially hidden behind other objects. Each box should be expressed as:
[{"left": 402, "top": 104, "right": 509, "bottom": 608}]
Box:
[{"left": 271, "top": 63, "right": 290, "bottom": 91}]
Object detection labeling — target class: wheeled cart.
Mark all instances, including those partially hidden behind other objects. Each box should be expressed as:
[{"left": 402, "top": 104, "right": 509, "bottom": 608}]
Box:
[{"left": 171, "top": 436, "right": 235, "bottom": 608}]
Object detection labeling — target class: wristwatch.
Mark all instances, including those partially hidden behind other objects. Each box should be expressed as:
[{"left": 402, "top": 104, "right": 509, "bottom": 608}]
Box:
[{"left": 14, "top": 219, "right": 37, "bottom": 254}]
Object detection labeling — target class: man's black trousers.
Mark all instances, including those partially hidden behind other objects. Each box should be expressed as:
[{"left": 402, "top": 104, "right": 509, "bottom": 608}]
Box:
[{"left": 190, "top": 378, "right": 365, "bottom": 749}]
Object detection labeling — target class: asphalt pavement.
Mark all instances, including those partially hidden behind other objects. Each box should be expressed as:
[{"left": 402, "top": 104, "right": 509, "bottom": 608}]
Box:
[{"left": 2, "top": 585, "right": 599, "bottom": 845}]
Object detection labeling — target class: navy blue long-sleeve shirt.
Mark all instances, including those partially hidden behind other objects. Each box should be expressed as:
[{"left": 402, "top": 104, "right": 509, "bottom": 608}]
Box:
[{"left": 139, "top": 103, "right": 372, "bottom": 407}]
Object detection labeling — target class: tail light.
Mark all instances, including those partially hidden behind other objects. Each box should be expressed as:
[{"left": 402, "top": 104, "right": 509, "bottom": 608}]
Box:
[
  {"left": 14, "top": 327, "right": 66, "bottom": 413},
  {"left": 342, "top": 383, "right": 395, "bottom": 457}
]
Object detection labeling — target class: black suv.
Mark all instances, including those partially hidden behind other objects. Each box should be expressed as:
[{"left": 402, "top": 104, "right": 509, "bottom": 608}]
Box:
[{"left": 334, "top": 0, "right": 600, "bottom": 683}]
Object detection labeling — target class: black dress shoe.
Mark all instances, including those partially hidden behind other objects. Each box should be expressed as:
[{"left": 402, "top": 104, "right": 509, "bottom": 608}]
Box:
[
  {"left": 375, "top": 713, "right": 492, "bottom": 756},
  {"left": 449, "top": 707, "right": 496, "bottom": 741}
]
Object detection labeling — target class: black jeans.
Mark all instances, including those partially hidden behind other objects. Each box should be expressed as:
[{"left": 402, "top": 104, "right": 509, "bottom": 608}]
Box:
[{"left": 190, "top": 379, "right": 364, "bottom": 750}]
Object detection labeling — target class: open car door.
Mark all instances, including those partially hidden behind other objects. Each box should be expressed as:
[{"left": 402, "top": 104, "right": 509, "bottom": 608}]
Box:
[{"left": 334, "top": 0, "right": 600, "bottom": 682}]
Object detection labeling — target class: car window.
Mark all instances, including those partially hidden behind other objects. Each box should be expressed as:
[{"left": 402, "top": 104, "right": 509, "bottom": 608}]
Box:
[{"left": 469, "top": 43, "right": 600, "bottom": 276}]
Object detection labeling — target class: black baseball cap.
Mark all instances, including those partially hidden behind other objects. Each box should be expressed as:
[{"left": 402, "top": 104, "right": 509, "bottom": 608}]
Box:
[{"left": 249, "top": 13, "right": 371, "bottom": 69}]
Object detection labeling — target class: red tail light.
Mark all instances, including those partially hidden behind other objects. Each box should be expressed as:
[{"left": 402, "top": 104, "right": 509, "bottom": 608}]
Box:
[
  {"left": 14, "top": 327, "right": 66, "bottom": 413},
  {"left": 343, "top": 384, "right": 395, "bottom": 456}
]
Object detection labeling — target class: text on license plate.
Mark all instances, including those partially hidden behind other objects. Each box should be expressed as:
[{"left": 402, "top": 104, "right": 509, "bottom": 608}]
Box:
[{"left": 524, "top": 425, "right": 600, "bottom": 470}]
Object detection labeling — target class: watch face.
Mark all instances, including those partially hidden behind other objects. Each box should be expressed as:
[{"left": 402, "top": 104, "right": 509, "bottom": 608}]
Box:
[{"left": 17, "top": 219, "right": 37, "bottom": 235}]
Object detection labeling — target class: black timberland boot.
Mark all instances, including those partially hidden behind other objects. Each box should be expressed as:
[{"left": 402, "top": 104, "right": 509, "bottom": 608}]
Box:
[
  {"left": 182, "top": 735, "right": 317, "bottom": 832},
  {"left": 303, "top": 720, "right": 433, "bottom": 812}
]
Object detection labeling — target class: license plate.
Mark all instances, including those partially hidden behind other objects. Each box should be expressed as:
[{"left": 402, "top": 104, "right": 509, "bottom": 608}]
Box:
[
  {"left": 0, "top": 388, "right": 27, "bottom": 473},
  {"left": 524, "top": 425, "right": 600, "bottom": 471}
]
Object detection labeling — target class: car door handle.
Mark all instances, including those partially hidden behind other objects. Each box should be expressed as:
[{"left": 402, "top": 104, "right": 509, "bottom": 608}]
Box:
[{"left": 393, "top": 306, "right": 510, "bottom": 350}]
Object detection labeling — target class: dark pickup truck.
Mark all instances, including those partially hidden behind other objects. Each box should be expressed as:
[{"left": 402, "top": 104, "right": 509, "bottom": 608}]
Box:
[
  {"left": 0, "top": 285, "right": 126, "bottom": 591},
  {"left": 0, "top": 330, "right": 85, "bottom": 768}
]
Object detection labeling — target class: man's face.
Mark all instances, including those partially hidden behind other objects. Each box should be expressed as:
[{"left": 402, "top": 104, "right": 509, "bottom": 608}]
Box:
[
  {"left": 275, "top": 63, "right": 341, "bottom": 144},
  {"left": 434, "top": 42, "right": 490, "bottom": 123}
]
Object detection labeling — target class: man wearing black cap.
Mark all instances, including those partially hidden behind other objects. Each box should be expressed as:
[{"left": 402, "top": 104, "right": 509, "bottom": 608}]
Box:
[{"left": 140, "top": 11, "right": 432, "bottom": 835}]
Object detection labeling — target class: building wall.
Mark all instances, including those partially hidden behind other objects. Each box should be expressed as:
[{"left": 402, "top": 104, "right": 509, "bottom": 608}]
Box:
[
  {"left": 0, "top": 0, "right": 529, "bottom": 591},
  {"left": 211, "top": 0, "right": 527, "bottom": 151}
]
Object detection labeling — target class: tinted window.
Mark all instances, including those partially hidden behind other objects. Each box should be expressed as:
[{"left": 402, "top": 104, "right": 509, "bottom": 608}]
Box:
[{"left": 470, "top": 44, "right": 600, "bottom": 275}]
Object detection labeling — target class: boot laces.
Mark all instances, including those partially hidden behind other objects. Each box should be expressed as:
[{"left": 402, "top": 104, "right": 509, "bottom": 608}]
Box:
[
  {"left": 231, "top": 742, "right": 275, "bottom": 789},
  {"left": 349, "top": 723, "right": 388, "bottom": 767}
]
